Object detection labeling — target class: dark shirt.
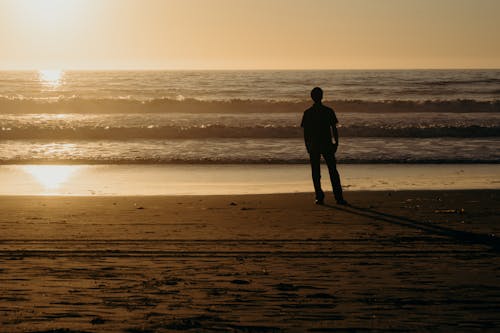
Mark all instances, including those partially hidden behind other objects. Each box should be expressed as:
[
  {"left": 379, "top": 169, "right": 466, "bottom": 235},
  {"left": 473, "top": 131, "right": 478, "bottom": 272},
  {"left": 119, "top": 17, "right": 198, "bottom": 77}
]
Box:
[{"left": 300, "top": 103, "right": 338, "bottom": 154}]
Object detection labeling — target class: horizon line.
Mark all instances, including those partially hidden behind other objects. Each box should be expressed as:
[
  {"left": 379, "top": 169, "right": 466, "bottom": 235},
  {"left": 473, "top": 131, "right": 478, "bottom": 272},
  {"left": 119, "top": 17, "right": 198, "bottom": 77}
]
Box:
[{"left": 1, "top": 67, "right": 499, "bottom": 71}]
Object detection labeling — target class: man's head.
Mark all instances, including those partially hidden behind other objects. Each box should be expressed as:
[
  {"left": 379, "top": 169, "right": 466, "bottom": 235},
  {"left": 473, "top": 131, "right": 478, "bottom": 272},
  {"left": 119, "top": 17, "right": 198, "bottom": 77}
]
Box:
[{"left": 310, "top": 87, "right": 323, "bottom": 103}]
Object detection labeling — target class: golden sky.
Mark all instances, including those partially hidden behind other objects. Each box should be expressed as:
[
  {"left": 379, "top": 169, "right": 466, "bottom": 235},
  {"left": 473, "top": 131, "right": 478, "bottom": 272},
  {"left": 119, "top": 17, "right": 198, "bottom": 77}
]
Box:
[{"left": 0, "top": 0, "right": 499, "bottom": 70}]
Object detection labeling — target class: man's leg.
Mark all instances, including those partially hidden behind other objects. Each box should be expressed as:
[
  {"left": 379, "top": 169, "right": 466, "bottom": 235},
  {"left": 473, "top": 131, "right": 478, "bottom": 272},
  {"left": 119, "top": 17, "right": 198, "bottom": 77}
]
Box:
[
  {"left": 309, "top": 152, "right": 324, "bottom": 202},
  {"left": 323, "top": 152, "right": 345, "bottom": 203}
]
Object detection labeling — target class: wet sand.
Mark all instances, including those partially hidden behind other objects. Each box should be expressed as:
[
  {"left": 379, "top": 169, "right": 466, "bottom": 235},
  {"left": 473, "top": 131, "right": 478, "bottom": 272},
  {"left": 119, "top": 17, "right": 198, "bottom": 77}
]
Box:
[
  {"left": 2, "top": 164, "right": 500, "bottom": 195},
  {"left": 0, "top": 190, "right": 499, "bottom": 332}
]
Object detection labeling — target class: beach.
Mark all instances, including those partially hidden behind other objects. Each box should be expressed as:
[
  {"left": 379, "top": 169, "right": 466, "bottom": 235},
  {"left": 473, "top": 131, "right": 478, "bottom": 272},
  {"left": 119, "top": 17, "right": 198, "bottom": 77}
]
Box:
[
  {"left": 1, "top": 190, "right": 499, "bottom": 332},
  {"left": 1, "top": 0, "right": 499, "bottom": 329},
  {"left": 0, "top": 69, "right": 499, "bottom": 331}
]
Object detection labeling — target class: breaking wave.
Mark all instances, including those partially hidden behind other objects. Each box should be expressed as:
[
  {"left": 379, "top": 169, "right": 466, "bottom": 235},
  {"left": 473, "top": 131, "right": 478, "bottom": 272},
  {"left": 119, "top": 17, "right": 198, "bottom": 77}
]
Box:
[
  {"left": 1, "top": 137, "right": 498, "bottom": 164},
  {"left": 0, "top": 97, "right": 499, "bottom": 114},
  {"left": 0, "top": 125, "right": 498, "bottom": 140}
]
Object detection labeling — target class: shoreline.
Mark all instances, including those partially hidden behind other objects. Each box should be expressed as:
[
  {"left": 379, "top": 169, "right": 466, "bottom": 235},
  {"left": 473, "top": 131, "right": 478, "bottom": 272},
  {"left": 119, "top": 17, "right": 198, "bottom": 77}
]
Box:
[
  {"left": 0, "top": 187, "right": 498, "bottom": 197},
  {"left": 0, "top": 163, "right": 499, "bottom": 196}
]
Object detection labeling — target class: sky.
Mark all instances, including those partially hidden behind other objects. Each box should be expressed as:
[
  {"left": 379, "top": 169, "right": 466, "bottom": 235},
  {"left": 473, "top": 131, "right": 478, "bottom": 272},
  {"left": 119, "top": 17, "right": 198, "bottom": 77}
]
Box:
[{"left": 0, "top": 0, "right": 499, "bottom": 70}]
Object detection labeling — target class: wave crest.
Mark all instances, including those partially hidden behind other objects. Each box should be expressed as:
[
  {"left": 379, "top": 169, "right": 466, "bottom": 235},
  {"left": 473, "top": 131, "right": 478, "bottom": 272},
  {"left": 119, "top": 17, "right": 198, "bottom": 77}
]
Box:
[
  {"left": 0, "top": 125, "right": 498, "bottom": 139},
  {"left": 0, "top": 97, "right": 499, "bottom": 114}
]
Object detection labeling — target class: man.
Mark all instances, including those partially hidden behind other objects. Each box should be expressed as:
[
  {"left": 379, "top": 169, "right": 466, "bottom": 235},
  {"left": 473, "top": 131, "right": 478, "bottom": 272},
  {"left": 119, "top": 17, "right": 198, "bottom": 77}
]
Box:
[{"left": 301, "top": 87, "right": 347, "bottom": 205}]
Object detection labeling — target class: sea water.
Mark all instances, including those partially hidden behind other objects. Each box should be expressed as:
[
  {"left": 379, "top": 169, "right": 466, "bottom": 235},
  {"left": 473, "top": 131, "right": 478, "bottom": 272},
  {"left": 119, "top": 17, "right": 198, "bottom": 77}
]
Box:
[{"left": 0, "top": 69, "right": 499, "bottom": 165}]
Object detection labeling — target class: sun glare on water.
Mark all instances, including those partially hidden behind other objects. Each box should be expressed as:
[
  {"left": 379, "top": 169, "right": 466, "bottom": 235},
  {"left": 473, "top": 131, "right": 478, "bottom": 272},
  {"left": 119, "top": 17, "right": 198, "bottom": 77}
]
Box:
[
  {"left": 23, "top": 165, "right": 81, "bottom": 192},
  {"left": 39, "top": 69, "right": 63, "bottom": 88}
]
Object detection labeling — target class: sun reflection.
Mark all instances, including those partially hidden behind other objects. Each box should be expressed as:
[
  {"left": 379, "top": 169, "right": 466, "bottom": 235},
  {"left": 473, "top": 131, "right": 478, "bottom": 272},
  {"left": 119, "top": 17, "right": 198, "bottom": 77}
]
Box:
[
  {"left": 39, "top": 69, "right": 63, "bottom": 88},
  {"left": 23, "top": 165, "right": 81, "bottom": 191}
]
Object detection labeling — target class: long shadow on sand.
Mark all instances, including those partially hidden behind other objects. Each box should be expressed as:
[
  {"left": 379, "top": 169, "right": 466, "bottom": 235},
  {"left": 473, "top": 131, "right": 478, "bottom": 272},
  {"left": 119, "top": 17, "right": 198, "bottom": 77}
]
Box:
[{"left": 324, "top": 203, "right": 500, "bottom": 252}]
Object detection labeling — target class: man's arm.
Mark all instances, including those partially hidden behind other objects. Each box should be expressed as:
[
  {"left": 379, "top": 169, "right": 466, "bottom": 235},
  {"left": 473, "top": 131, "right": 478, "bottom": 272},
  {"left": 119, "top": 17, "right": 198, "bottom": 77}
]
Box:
[
  {"left": 301, "top": 112, "right": 311, "bottom": 153},
  {"left": 332, "top": 124, "right": 339, "bottom": 146},
  {"left": 329, "top": 109, "right": 339, "bottom": 146}
]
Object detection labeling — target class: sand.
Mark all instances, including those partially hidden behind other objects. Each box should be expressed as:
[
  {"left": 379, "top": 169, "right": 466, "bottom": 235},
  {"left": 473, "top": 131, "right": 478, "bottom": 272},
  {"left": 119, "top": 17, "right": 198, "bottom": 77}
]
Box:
[
  {"left": 0, "top": 190, "right": 499, "bottom": 332},
  {"left": 2, "top": 164, "right": 500, "bottom": 195}
]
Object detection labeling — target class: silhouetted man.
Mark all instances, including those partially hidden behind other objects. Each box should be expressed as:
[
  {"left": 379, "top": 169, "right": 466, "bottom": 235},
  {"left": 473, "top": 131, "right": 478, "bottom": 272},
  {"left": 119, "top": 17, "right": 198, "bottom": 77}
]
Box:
[{"left": 301, "top": 87, "right": 347, "bottom": 205}]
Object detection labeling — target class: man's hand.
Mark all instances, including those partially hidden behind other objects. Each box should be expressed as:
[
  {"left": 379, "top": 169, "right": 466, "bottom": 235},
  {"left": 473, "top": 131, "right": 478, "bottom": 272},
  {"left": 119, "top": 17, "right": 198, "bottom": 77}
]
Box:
[{"left": 333, "top": 142, "right": 338, "bottom": 153}]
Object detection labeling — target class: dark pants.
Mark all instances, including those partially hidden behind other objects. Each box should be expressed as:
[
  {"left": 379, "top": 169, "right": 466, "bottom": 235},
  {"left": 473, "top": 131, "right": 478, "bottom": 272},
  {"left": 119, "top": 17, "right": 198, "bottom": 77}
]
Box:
[{"left": 309, "top": 151, "right": 344, "bottom": 202}]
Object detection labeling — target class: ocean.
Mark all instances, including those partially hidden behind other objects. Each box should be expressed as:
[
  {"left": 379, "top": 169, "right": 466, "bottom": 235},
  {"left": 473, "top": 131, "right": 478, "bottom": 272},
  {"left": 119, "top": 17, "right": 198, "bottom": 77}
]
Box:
[{"left": 0, "top": 69, "right": 499, "bottom": 165}]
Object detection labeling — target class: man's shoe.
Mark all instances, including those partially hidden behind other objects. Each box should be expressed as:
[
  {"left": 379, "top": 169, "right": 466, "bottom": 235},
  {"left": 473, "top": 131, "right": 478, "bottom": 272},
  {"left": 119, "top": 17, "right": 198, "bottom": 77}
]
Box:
[
  {"left": 315, "top": 199, "right": 324, "bottom": 205},
  {"left": 336, "top": 199, "right": 348, "bottom": 205}
]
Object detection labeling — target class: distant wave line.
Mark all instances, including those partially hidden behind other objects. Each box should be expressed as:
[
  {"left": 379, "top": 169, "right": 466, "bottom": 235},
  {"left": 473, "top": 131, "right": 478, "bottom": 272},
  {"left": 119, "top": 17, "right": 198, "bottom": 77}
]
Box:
[
  {"left": 0, "top": 158, "right": 498, "bottom": 165},
  {"left": 0, "top": 97, "right": 499, "bottom": 114},
  {"left": 0, "top": 125, "right": 498, "bottom": 139},
  {"left": 422, "top": 78, "right": 500, "bottom": 86}
]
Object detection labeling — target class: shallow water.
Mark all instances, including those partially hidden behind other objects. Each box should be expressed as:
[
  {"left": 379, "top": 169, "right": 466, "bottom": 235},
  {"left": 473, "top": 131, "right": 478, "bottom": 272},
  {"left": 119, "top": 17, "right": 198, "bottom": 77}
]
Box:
[{"left": 1, "top": 164, "right": 498, "bottom": 195}]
